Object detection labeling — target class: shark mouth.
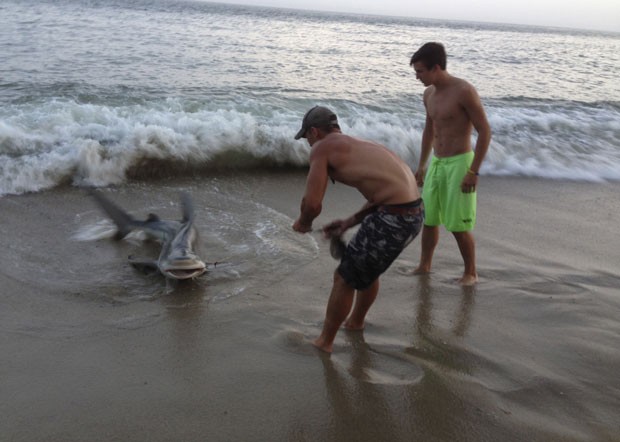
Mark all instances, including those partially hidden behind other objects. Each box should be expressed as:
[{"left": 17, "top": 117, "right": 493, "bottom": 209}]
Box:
[
  {"left": 161, "top": 259, "right": 207, "bottom": 280},
  {"left": 163, "top": 268, "right": 207, "bottom": 280},
  {"left": 162, "top": 266, "right": 207, "bottom": 280}
]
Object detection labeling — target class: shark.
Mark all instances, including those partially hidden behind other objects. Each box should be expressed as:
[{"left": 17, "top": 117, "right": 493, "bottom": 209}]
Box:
[{"left": 88, "top": 189, "right": 207, "bottom": 280}]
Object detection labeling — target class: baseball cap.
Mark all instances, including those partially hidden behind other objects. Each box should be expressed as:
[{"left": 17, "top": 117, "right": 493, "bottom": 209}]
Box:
[{"left": 294, "top": 106, "right": 339, "bottom": 140}]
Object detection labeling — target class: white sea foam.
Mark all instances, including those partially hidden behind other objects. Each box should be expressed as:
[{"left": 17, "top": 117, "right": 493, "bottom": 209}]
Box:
[{"left": 1, "top": 97, "right": 619, "bottom": 196}]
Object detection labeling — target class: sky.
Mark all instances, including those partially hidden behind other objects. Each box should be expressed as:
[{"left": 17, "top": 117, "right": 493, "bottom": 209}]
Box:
[{"left": 213, "top": 0, "right": 620, "bottom": 33}]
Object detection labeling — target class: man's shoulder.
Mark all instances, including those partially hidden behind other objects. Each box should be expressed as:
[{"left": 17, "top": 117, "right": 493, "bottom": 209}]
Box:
[
  {"left": 311, "top": 133, "right": 345, "bottom": 156},
  {"left": 319, "top": 132, "right": 350, "bottom": 148},
  {"left": 442, "top": 77, "right": 479, "bottom": 107},
  {"left": 446, "top": 75, "right": 473, "bottom": 90}
]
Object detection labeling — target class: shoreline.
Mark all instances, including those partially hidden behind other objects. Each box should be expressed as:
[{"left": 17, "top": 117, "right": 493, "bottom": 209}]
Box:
[{"left": 1, "top": 172, "right": 619, "bottom": 441}]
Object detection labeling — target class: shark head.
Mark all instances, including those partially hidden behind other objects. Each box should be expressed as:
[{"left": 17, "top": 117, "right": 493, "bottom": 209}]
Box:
[
  {"left": 160, "top": 255, "right": 207, "bottom": 280},
  {"left": 158, "top": 240, "right": 207, "bottom": 280},
  {"left": 157, "top": 217, "right": 207, "bottom": 280}
]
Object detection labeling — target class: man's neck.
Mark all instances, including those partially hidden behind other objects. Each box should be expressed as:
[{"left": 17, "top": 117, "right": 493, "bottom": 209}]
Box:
[{"left": 433, "top": 70, "right": 452, "bottom": 90}]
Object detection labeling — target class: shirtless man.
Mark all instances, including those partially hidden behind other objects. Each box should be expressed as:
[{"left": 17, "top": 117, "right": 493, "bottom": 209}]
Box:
[
  {"left": 410, "top": 42, "right": 491, "bottom": 285},
  {"left": 292, "top": 106, "right": 423, "bottom": 353}
]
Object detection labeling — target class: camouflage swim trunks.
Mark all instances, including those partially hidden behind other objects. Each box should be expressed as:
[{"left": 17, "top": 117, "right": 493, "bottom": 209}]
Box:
[{"left": 337, "top": 199, "right": 424, "bottom": 290}]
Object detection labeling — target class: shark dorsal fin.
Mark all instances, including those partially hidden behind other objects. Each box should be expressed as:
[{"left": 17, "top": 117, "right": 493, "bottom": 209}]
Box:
[{"left": 180, "top": 192, "right": 194, "bottom": 223}]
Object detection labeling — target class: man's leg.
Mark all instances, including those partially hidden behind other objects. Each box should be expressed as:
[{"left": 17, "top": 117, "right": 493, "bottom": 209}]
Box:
[
  {"left": 343, "top": 279, "right": 379, "bottom": 330},
  {"left": 412, "top": 225, "right": 439, "bottom": 274},
  {"left": 452, "top": 231, "right": 477, "bottom": 285},
  {"left": 313, "top": 271, "right": 356, "bottom": 353}
]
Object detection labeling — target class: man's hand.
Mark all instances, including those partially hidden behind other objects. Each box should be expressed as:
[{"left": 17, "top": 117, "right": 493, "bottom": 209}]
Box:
[
  {"left": 322, "top": 219, "right": 348, "bottom": 239},
  {"left": 461, "top": 173, "right": 478, "bottom": 193},
  {"left": 293, "top": 219, "right": 312, "bottom": 233},
  {"left": 415, "top": 168, "right": 426, "bottom": 187}
]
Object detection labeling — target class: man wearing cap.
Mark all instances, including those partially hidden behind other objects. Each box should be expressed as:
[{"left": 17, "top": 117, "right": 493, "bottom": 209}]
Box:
[{"left": 292, "top": 105, "right": 423, "bottom": 353}]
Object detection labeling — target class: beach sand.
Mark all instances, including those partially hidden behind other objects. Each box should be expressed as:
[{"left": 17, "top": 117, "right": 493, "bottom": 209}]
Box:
[{"left": 1, "top": 171, "right": 619, "bottom": 441}]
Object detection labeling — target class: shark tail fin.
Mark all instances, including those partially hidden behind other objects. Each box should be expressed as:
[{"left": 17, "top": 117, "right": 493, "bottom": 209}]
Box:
[{"left": 88, "top": 189, "right": 137, "bottom": 240}]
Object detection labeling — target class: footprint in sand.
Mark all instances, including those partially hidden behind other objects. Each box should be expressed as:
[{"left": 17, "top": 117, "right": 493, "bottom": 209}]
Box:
[
  {"left": 276, "top": 329, "right": 425, "bottom": 385},
  {"left": 343, "top": 348, "right": 425, "bottom": 386},
  {"left": 275, "top": 329, "right": 322, "bottom": 356}
]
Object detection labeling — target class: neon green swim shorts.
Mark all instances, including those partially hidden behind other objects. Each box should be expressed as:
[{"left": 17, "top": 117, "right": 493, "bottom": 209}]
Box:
[{"left": 422, "top": 151, "right": 476, "bottom": 232}]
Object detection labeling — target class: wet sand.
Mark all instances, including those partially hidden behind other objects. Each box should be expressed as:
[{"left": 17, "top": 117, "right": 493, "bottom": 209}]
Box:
[{"left": 1, "top": 172, "right": 619, "bottom": 441}]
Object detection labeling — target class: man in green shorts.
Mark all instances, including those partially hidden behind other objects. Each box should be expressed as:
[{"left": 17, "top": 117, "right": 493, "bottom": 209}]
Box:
[{"left": 409, "top": 42, "right": 491, "bottom": 285}]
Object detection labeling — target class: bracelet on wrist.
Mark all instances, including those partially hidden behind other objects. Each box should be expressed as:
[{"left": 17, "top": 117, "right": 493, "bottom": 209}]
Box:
[{"left": 467, "top": 168, "right": 479, "bottom": 176}]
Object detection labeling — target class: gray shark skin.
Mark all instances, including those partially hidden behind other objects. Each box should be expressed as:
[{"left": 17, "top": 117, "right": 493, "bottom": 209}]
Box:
[{"left": 88, "top": 189, "right": 207, "bottom": 280}]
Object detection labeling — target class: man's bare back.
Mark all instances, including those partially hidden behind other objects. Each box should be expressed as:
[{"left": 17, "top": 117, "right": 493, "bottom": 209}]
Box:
[
  {"left": 294, "top": 130, "right": 420, "bottom": 233},
  {"left": 318, "top": 132, "right": 420, "bottom": 206}
]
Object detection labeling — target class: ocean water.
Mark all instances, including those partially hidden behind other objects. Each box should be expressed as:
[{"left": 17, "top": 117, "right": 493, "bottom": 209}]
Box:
[
  {"left": 3, "top": 3, "right": 620, "bottom": 440},
  {"left": 1, "top": 0, "right": 619, "bottom": 197}
]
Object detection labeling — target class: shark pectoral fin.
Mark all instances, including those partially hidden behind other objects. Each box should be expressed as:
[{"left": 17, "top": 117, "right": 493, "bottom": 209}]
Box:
[{"left": 128, "top": 255, "right": 160, "bottom": 275}]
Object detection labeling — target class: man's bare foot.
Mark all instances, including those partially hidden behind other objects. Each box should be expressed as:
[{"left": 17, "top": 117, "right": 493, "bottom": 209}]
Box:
[
  {"left": 343, "top": 320, "right": 364, "bottom": 331},
  {"left": 458, "top": 274, "right": 478, "bottom": 286},
  {"left": 312, "top": 337, "right": 333, "bottom": 354},
  {"left": 397, "top": 265, "right": 431, "bottom": 275},
  {"left": 407, "top": 265, "right": 431, "bottom": 276}
]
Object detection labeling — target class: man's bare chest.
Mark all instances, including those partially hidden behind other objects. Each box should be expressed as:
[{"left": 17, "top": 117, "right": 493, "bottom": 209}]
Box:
[{"left": 427, "top": 96, "right": 464, "bottom": 124}]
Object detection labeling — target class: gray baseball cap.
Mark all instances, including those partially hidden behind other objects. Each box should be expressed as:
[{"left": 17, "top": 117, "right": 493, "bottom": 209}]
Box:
[{"left": 294, "top": 106, "right": 339, "bottom": 140}]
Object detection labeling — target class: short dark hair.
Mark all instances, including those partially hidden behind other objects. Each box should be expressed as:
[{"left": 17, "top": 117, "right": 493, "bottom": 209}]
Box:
[{"left": 410, "top": 42, "right": 447, "bottom": 70}]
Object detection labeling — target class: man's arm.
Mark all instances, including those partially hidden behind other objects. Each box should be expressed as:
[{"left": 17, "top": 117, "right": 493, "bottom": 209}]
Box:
[
  {"left": 461, "top": 85, "right": 491, "bottom": 192},
  {"left": 415, "top": 90, "right": 434, "bottom": 186},
  {"left": 464, "top": 85, "right": 491, "bottom": 174},
  {"left": 293, "top": 145, "right": 330, "bottom": 233}
]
